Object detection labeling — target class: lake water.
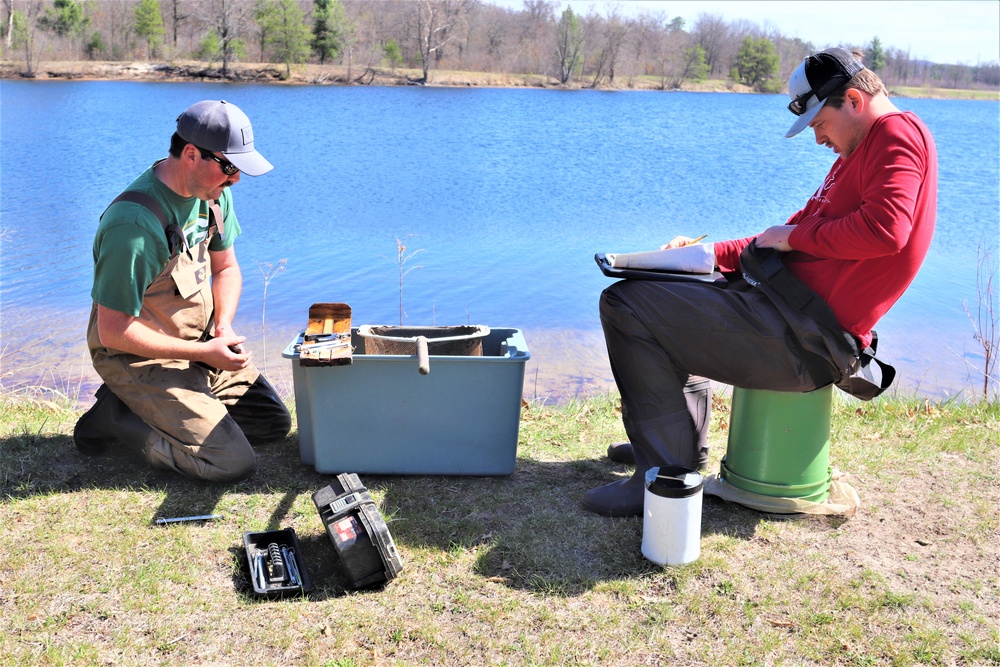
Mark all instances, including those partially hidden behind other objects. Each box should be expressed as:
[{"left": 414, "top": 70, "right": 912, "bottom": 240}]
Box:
[{"left": 1, "top": 81, "right": 998, "bottom": 402}]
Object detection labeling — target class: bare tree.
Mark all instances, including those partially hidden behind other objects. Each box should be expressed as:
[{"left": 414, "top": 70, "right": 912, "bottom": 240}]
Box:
[
  {"left": 164, "top": 0, "right": 189, "bottom": 56},
  {"left": 203, "top": 0, "right": 252, "bottom": 76},
  {"left": 103, "top": 0, "right": 137, "bottom": 60},
  {"left": 411, "top": 0, "right": 467, "bottom": 83},
  {"left": 963, "top": 242, "right": 999, "bottom": 401},
  {"left": 482, "top": 10, "right": 509, "bottom": 72},
  {"left": 514, "top": 0, "right": 555, "bottom": 78},
  {"left": 344, "top": 0, "right": 397, "bottom": 83},
  {"left": 586, "top": 5, "right": 630, "bottom": 88},
  {"left": 690, "top": 12, "right": 728, "bottom": 77},
  {"left": 772, "top": 33, "right": 813, "bottom": 85},
  {"left": 8, "top": 0, "right": 45, "bottom": 74},
  {"left": 3, "top": 0, "right": 14, "bottom": 49}
]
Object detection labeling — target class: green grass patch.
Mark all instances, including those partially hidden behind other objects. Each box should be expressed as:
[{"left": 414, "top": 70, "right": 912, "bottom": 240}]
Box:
[{"left": 1, "top": 392, "right": 997, "bottom": 666}]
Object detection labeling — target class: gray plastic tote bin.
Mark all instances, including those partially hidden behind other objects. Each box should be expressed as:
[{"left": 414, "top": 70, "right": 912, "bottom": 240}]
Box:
[{"left": 283, "top": 327, "right": 530, "bottom": 475}]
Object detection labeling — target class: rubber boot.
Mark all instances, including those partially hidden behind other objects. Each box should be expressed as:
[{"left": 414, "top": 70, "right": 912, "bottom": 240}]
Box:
[
  {"left": 581, "top": 445, "right": 651, "bottom": 517},
  {"left": 607, "top": 442, "right": 635, "bottom": 465},
  {"left": 74, "top": 384, "right": 153, "bottom": 457},
  {"left": 583, "top": 409, "right": 700, "bottom": 518}
]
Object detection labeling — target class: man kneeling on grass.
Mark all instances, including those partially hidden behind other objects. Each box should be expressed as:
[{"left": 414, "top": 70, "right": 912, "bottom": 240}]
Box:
[{"left": 74, "top": 100, "right": 291, "bottom": 482}]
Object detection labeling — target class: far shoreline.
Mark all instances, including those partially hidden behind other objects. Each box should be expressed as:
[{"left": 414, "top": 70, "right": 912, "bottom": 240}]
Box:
[{"left": 3, "top": 59, "right": 998, "bottom": 101}]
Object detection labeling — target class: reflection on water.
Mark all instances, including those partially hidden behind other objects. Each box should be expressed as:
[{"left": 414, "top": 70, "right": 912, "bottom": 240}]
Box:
[{"left": 0, "top": 313, "right": 986, "bottom": 408}]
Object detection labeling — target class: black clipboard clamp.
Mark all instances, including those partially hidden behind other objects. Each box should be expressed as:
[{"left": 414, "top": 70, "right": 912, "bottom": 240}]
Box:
[{"left": 595, "top": 253, "right": 726, "bottom": 284}]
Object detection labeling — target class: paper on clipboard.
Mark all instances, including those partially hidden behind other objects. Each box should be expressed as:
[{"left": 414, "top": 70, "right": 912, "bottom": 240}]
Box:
[
  {"left": 606, "top": 243, "right": 715, "bottom": 274},
  {"left": 594, "top": 254, "right": 726, "bottom": 284}
]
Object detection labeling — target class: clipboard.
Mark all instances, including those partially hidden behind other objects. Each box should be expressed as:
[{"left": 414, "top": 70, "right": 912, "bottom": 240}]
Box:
[{"left": 595, "top": 253, "right": 726, "bottom": 283}]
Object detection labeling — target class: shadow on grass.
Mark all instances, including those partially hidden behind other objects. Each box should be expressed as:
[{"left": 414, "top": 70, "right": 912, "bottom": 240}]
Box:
[
  {"left": 1, "top": 430, "right": 841, "bottom": 599},
  {"left": 369, "top": 455, "right": 839, "bottom": 596}
]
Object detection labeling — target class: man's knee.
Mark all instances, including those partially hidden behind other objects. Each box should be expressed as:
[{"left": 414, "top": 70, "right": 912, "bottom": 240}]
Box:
[
  {"left": 600, "top": 282, "right": 639, "bottom": 331},
  {"left": 232, "top": 376, "right": 292, "bottom": 445},
  {"left": 239, "top": 400, "right": 292, "bottom": 445},
  {"left": 245, "top": 411, "right": 291, "bottom": 445},
  {"left": 146, "top": 432, "right": 257, "bottom": 482},
  {"left": 210, "top": 454, "right": 257, "bottom": 482}
]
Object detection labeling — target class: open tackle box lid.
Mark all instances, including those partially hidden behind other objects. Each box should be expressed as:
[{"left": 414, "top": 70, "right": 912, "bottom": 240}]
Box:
[{"left": 312, "top": 473, "right": 403, "bottom": 589}]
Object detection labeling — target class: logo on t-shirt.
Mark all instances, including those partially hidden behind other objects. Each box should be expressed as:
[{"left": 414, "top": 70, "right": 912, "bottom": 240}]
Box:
[
  {"left": 809, "top": 163, "right": 841, "bottom": 205},
  {"left": 184, "top": 214, "right": 212, "bottom": 248}
]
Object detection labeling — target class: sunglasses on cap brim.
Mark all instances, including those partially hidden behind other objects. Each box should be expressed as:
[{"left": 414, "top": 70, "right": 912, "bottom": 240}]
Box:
[{"left": 787, "top": 75, "right": 850, "bottom": 116}]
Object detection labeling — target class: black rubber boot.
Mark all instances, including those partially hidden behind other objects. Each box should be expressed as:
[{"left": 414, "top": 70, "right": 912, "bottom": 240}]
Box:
[
  {"left": 74, "top": 384, "right": 153, "bottom": 457},
  {"left": 606, "top": 442, "right": 635, "bottom": 465},
  {"left": 580, "top": 471, "right": 646, "bottom": 517},
  {"left": 583, "top": 407, "right": 702, "bottom": 518}
]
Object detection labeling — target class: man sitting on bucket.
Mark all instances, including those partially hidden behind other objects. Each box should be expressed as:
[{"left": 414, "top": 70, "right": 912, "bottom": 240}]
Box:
[
  {"left": 74, "top": 100, "right": 291, "bottom": 482},
  {"left": 584, "top": 48, "right": 937, "bottom": 517}
]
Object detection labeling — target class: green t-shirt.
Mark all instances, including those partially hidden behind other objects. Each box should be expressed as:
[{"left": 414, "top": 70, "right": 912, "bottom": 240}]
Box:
[{"left": 92, "top": 163, "right": 242, "bottom": 317}]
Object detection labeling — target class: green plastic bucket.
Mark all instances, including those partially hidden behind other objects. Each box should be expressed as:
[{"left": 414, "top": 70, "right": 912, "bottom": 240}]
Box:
[{"left": 720, "top": 385, "right": 833, "bottom": 504}]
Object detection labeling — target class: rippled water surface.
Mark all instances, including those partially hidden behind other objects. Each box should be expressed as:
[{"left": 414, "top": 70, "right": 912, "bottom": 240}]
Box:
[{"left": 1, "top": 81, "right": 997, "bottom": 401}]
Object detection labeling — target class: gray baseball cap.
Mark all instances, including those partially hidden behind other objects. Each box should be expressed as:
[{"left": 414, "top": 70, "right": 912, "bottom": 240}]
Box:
[{"left": 176, "top": 100, "right": 273, "bottom": 176}]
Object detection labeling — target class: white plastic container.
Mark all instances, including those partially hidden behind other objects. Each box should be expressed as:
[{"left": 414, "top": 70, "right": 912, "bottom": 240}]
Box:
[{"left": 641, "top": 466, "right": 704, "bottom": 566}]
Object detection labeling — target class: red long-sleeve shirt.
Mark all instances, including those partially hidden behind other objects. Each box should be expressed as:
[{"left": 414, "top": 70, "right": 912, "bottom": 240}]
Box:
[{"left": 714, "top": 111, "right": 937, "bottom": 348}]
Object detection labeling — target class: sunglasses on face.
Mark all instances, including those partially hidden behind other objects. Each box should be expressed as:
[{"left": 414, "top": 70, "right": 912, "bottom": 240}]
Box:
[{"left": 197, "top": 146, "right": 240, "bottom": 175}]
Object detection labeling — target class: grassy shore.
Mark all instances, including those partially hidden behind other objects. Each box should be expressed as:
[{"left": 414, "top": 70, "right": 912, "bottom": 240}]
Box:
[
  {"left": 3, "top": 59, "right": 999, "bottom": 100},
  {"left": 1, "top": 390, "right": 997, "bottom": 666}
]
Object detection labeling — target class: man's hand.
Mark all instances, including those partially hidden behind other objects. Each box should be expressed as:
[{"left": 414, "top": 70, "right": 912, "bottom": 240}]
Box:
[
  {"left": 202, "top": 333, "right": 251, "bottom": 371},
  {"left": 755, "top": 225, "right": 795, "bottom": 251},
  {"left": 96, "top": 304, "right": 250, "bottom": 371},
  {"left": 212, "top": 322, "right": 244, "bottom": 354},
  {"left": 660, "top": 235, "right": 705, "bottom": 250}
]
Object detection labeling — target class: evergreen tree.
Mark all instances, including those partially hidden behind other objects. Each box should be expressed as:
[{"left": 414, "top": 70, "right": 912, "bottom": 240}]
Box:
[
  {"left": 38, "top": 0, "right": 88, "bottom": 39},
  {"left": 674, "top": 45, "right": 709, "bottom": 88},
  {"left": 555, "top": 6, "right": 584, "bottom": 85},
  {"left": 731, "top": 36, "right": 780, "bottom": 92},
  {"left": 197, "top": 31, "right": 222, "bottom": 64},
  {"left": 253, "top": 0, "right": 279, "bottom": 62},
  {"left": 867, "top": 36, "right": 887, "bottom": 73},
  {"left": 257, "top": 0, "right": 311, "bottom": 78},
  {"left": 134, "top": 0, "right": 165, "bottom": 60},
  {"left": 383, "top": 38, "right": 402, "bottom": 71},
  {"left": 85, "top": 31, "right": 106, "bottom": 60},
  {"left": 312, "top": 0, "right": 348, "bottom": 64}
]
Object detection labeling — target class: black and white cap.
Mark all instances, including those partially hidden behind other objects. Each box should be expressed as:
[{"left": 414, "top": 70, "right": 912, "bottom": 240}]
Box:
[{"left": 785, "top": 48, "right": 865, "bottom": 138}]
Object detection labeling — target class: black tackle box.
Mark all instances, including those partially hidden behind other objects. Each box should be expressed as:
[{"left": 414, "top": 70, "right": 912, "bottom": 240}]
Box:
[
  {"left": 243, "top": 527, "right": 313, "bottom": 598},
  {"left": 312, "top": 473, "right": 403, "bottom": 589}
]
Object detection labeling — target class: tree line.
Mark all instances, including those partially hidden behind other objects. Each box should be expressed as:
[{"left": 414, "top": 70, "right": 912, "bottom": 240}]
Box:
[{"left": 4, "top": 0, "right": 998, "bottom": 91}]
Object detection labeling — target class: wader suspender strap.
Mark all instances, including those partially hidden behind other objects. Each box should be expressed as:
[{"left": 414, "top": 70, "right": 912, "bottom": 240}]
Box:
[
  {"left": 207, "top": 200, "right": 225, "bottom": 242},
  {"left": 107, "top": 191, "right": 189, "bottom": 255},
  {"left": 740, "top": 241, "right": 896, "bottom": 398}
]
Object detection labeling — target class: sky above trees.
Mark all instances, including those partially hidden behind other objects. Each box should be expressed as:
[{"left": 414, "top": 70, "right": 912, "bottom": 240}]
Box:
[{"left": 492, "top": 0, "right": 1000, "bottom": 65}]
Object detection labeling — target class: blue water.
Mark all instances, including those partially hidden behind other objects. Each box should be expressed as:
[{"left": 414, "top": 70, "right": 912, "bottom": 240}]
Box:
[{"left": 1, "top": 81, "right": 997, "bottom": 401}]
